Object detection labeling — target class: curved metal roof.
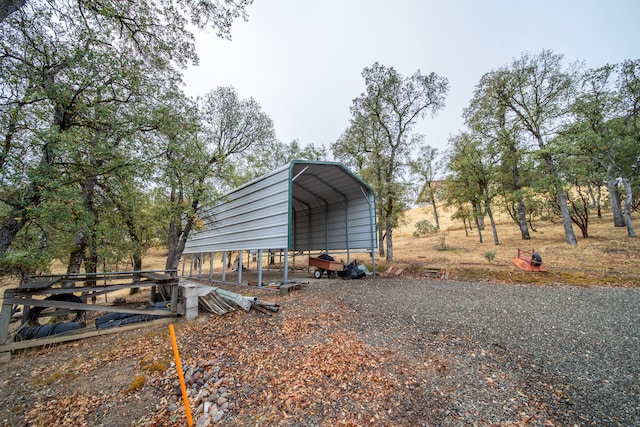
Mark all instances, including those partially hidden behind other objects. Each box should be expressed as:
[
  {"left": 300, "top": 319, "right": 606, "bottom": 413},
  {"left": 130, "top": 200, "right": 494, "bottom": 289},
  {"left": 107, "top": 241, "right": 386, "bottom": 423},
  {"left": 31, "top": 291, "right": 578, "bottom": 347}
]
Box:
[{"left": 184, "top": 160, "right": 377, "bottom": 254}]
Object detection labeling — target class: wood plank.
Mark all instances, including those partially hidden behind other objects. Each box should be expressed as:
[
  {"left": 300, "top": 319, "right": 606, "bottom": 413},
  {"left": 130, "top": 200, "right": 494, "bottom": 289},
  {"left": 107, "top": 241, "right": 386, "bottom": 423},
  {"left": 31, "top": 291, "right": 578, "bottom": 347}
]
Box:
[
  {"left": 20, "top": 270, "right": 178, "bottom": 289},
  {"left": 3, "top": 296, "right": 175, "bottom": 316},
  {"left": 20, "top": 276, "right": 63, "bottom": 290},
  {"left": 0, "top": 317, "right": 176, "bottom": 353},
  {"left": 0, "top": 291, "right": 15, "bottom": 343},
  {"left": 140, "top": 272, "right": 178, "bottom": 283},
  {"left": 40, "top": 282, "right": 178, "bottom": 296}
]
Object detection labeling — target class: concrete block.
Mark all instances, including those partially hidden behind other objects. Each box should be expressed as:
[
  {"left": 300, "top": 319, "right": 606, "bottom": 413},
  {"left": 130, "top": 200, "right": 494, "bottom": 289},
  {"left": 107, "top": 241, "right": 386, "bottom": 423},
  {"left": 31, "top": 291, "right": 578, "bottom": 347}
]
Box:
[{"left": 280, "top": 283, "right": 295, "bottom": 296}]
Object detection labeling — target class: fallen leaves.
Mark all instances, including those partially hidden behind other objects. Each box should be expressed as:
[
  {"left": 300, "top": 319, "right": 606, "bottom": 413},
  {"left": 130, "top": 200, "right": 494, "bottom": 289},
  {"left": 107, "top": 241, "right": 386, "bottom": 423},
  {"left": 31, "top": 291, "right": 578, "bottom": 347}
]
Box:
[
  {"left": 1, "top": 282, "right": 583, "bottom": 426},
  {"left": 26, "top": 393, "right": 105, "bottom": 427}
]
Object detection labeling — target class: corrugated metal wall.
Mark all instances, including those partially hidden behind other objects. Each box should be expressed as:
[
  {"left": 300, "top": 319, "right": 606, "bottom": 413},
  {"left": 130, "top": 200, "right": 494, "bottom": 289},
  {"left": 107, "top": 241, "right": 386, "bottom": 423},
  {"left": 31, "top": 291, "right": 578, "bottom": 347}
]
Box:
[
  {"left": 183, "top": 161, "right": 376, "bottom": 255},
  {"left": 183, "top": 165, "right": 291, "bottom": 253},
  {"left": 293, "top": 199, "right": 374, "bottom": 251}
]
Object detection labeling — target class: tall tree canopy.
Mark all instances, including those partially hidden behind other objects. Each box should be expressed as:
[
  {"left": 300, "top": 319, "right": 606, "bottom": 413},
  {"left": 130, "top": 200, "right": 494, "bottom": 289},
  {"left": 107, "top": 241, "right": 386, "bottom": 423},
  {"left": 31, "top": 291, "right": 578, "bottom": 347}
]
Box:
[
  {"left": 490, "top": 50, "right": 580, "bottom": 245},
  {"left": 0, "top": 0, "right": 252, "bottom": 278},
  {"left": 464, "top": 70, "right": 533, "bottom": 240},
  {"left": 560, "top": 61, "right": 639, "bottom": 237},
  {"left": 445, "top": 52, "right": 639, "bottom": 244},
  {"left": 332, "top": 62, "right": 448, "bottom": 260},
  {"left": 157, "top": 86, "right": 276, "bottom": 272}
]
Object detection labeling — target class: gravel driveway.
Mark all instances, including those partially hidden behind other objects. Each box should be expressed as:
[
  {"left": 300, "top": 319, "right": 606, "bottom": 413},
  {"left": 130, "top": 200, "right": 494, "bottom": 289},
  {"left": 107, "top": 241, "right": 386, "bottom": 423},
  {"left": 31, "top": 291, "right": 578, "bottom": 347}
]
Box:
[{"left": 311, "top": 277, "right": 640, "bottom": 425}]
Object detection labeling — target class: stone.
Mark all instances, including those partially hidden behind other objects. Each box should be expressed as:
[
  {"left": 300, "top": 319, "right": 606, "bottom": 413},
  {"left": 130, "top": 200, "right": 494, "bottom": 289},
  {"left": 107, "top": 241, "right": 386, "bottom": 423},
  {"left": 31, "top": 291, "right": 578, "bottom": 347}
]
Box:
[
  {"left": 189, "top": 370, "right": 203, "bottom": 384},
  {"left": 212, "top": 410, "right": 224, "bottom": 423},
  {"left": 195, "top": 413, "right": 211, "bottom": 427}
]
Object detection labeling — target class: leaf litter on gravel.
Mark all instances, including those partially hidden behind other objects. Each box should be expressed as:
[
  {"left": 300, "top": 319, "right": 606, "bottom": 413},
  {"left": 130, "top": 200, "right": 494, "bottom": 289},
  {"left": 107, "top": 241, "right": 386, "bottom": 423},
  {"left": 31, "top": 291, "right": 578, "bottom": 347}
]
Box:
[{"left": 0, "top": 282, "right": 594, "bottom": 426}]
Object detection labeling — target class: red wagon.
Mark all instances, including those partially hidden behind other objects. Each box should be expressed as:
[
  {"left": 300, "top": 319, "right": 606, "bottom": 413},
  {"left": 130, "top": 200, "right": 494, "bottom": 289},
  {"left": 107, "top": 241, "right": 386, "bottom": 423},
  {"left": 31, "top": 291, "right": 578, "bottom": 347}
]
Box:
[{"left": 308, "top": 256, "right": 345, "bottom": 279}]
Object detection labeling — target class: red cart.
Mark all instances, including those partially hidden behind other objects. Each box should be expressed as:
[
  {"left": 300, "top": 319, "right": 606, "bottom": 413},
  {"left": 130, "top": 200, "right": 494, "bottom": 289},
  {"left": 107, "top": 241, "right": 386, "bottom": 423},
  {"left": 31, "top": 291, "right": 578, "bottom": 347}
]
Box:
[
  {"left": 308, "top": 256, "right": 345, "bottom": 279},
  {"left": 512, "top": 248, "right": 546, "bottom": 272}
]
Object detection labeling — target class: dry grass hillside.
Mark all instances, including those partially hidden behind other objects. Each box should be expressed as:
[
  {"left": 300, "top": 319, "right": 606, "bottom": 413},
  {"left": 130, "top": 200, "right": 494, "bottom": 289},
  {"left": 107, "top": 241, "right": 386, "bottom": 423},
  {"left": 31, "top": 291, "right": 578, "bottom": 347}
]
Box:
[
  {"left": 139, "top": 205, "right": 639, "bottom": 287},
  {"left": 387, "top": 205, "right": 639, "bottom": 287},
  {"left": 1, "top": 206, "right": 638, "bottom": 296}
]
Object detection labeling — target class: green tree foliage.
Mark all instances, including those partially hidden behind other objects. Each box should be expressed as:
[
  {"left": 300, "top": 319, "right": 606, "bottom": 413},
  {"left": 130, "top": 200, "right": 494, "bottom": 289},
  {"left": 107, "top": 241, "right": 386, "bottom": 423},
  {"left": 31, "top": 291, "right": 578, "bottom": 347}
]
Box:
[
  {"left": 615, "top": 60, "right": 640, "bottom": 236},
  {"left": 446, "top": 52, "right": 639, "bottom": 244},
  {"left": 240, "top": 139, "right": 327, "bottom": 182},
  {"left": 0, "top": 0, "right": 251, "bottom": 279},
  {"left": 332, "top": 62, "right": 448, "bottom": 260},
  {"left": 464, "top": 69, "right": 534, "bottom": 240},
  {"left": 446, "top": 132, "right": 500, "bottom": 245},
  {"left": 154, "top": 87, "right": 276, "bottom": 272},
  {"left": 0, "top": 0, "right": 250, "bottom": 53},
  {"left": 333, "top": 108, "right": 391, "bottom": 255},
  {"left": 410, "top": 144, "right": 442, "bottom": 230},
  {"left": 0, "top": 1, "right": 174, "bottom": 269},
  {"left": 413, "top": 219, "right": 437, "bottom": 237},
  {"left": 560, "top": 61, "right": 639, "bottom": 237},
  {"left": 495, "top": 50, "right": 580, "bottom": 245},
  {"left": 2, "top": 0, "right": 636, "bottom": 283}
]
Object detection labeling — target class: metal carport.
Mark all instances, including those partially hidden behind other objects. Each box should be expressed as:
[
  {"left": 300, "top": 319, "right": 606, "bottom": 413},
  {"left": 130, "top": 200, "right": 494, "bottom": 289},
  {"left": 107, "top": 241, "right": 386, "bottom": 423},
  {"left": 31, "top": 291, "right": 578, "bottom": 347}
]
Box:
[{"left": 182, "top": 160, "right": 377, "bottom": 285}]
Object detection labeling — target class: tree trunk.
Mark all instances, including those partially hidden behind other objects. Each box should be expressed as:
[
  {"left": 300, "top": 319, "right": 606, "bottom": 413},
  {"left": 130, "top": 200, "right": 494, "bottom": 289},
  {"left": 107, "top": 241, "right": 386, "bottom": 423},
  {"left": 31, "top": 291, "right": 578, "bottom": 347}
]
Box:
[
  {"left": 131, "top": 251, "right": 143, "bottom": 292},
  {"left": 472, "top": 200, "right": 484, "bottom": 230},
  {"left": 86, "top": 241, "right": 99, "bottom": 299},
  {"left": 385, "top": 219, "right": 393, "bottom": 261},
  {"left": 556, "top": 190, "right": 577, "bottom": 245},
  {"left": 131, "top": 251, "right": 142, "bottom": 272},
  {"left": 164, "top": 181, "right": 194, "bottom": 275},
  {"left": 165, "top": 215, "right": 194, "bottom": 273},
  {"left": 377, "top": 220, "right": 385, "bottom": 257},
  {"left": 512, "top": 163, "right": 530, "bottom": 239},
  {"left": 165, "top": 219, "right": 183, "bottom": 274},
  {"left": 622, "top": 177, "right": 636, "bottom": 237},
  {"left": 516, "top": 200, "right": 530, "bottom": 239},
  {"left": 0, "top": 214, "right": 27, "bottom": 258},
  {"left": 66, "top": 231, "right": 88, "bottom": 275},
  {"left": 588, "top": 185, "right": 596, "bottom": 209},
  {"left": 606, "top": 175, "right": 625, "bottom": 227},
  {"left": 475, "top": 215, "right": 483, "bottom": 243},
  {"left": 539, "top": 148, "right": 577, "bottom": 245},
  {"left": 430, "top": 190, "right": 440, "bottom": 230},
  {"left": 67, "top": 170, "right": 99, "bottom": 275},
  {"left": 227, "top": 251, "right": 234, "bottom": 268},
  {"left": 485, "top": 199, "right": 500, "bottom": 245}
]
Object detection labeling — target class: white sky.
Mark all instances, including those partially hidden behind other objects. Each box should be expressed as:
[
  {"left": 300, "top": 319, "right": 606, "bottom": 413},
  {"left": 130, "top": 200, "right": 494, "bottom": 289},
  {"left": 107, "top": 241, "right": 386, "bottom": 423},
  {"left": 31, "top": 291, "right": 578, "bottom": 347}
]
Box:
[{"left": 182, "top": 0, "right": 640, "bottom": 156}]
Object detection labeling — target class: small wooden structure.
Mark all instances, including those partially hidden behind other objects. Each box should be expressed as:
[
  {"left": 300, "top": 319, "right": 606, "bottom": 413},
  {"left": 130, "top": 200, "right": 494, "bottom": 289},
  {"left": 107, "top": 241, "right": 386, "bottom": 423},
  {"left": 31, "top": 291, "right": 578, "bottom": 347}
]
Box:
[{"left": 0, "top": 270, "right": 179, "bottom": 358}]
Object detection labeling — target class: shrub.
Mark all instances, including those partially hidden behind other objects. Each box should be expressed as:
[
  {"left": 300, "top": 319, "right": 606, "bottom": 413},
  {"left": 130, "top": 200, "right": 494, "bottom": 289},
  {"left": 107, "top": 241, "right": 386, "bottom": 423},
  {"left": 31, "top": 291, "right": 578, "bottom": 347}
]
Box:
[
  {"left": 484, "top": 250, "right": 496, "bottom": 263},
  {"left": 414, "top": 219, "right": 438, "bottom": 237}
]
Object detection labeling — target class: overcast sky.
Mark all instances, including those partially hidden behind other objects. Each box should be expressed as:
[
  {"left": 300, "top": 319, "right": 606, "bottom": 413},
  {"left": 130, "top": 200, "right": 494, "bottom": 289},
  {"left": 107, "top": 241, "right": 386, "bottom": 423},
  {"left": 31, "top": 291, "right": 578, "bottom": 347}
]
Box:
[{"left": 182, "top": 0, "right": 640, "bottom": 156}]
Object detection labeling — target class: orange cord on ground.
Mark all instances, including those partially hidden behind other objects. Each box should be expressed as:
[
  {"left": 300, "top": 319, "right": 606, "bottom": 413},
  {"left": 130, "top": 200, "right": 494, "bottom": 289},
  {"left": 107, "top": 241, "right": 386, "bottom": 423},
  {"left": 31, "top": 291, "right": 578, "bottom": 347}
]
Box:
[{"left": 169, "top": 324, "right": 194, "bottom": 427}]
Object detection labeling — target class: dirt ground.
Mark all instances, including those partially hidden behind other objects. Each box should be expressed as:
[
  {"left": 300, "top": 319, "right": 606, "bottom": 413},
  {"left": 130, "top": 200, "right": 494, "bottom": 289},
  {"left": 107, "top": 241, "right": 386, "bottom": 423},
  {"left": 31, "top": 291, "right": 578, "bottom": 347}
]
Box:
[
  {"left": 1, "top": 275, "right": 638, "bottom": 426},
  {"left": 0, "top": 207, "right": 638, "bottom": 426}
]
